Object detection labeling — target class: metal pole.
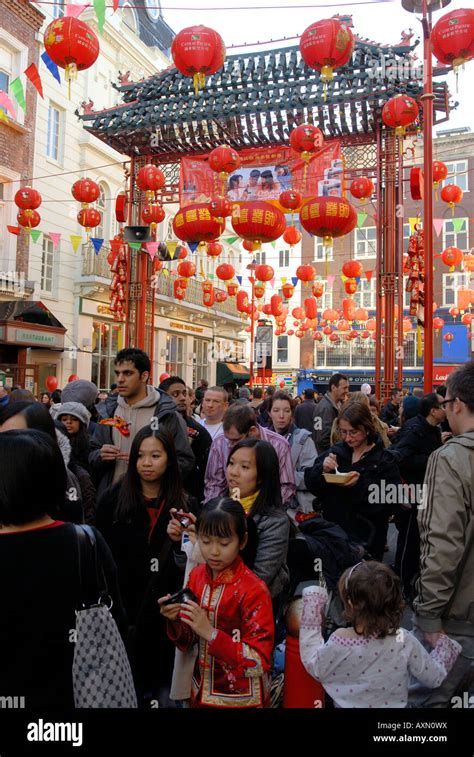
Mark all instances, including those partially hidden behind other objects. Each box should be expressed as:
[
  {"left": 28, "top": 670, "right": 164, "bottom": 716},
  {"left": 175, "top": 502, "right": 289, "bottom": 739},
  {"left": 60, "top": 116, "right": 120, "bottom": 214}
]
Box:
[
  {"left": 422, "top": 0, "right": 434, "bottom": 392},
  {"left": 397, "top": 148, "right": 405, "bottom": 389},
  {"left": 375, "top": 123, "right": 383, "bottom": 400},
  {"left": 249, "top": 275, "right": 255, "bottom": 388}
]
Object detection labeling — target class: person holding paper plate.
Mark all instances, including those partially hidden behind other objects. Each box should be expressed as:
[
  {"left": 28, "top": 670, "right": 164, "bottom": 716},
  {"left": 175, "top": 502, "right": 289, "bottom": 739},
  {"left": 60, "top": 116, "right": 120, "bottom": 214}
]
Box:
[{"left": 305, "top": 402, "right": 403, "bottom": 561}]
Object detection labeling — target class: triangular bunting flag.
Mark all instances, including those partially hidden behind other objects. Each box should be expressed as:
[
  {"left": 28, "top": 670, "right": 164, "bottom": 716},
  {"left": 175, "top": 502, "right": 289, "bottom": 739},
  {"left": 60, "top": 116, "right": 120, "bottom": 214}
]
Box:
[
  {"left": 341, "top": 274, "right": 348, "bottom": 282},
  {"left": 208, "top": 273, "right": 215, "bottom": 280},
  {"left": 41, "top": 52, "right": 61, "bottom": 84},
  {"left": 225, "top": 236, "right": 239, "bottom": 244},
  {"left": 91, "top": 237, "right": 104, "bottom": 255},
  {"left": 452, "top": 218, "right": 465, "bottom": 234},
  {"left": 10, "top": 77, "right": 26, "bottom": 112},
  {"left": 70, "top": 235, "right": 83, "bottom": 253},
  {"left": 66, "top": 3, "right": 90, "bottom": 17},
  {"left": 433, "top": 218, "right": 444, "bottom": 237},
  {"left": 0, "top": 91, "right": 17, "bottom": 119},
  {"left": 291, "top": 277, "right": 298, "bottom": 287},
  {"left": 237, "top": 276, "right": 243, "bottom": 285},
  {"left": 162, "top": 268, "right": 169, "bottom": 277},
  {"left": 7, "top": 225, "right": 20, "bottom": 235},
  {"left": 113, "top": 0, "right": 119, "bottom": 10},
  {"left": 281, "top": 277, "right": 287, "bottom": 285},
  {"left": 357, "top": 212, "right": 368, "bottom": 228},
  {"left": 271, "top": 241, "right": 277, "bottom": 249},
  {"left": 30, "top": 229, "right": 42, "bottom": 243},
  {"left": 327, "top": 275, "right": 336, "bottom": 289},
  {"left": 145, "top": 242, "right": 158, "bottom": 260},
  {"left": 355, "top": 276, "right": 361, "bottom": 285},
  {"left": 93, "top": 0, "right": 106, "bottom": 33},
  {"left": 365, "top": 270, "right": 373, "bottom": 282},
  {"left": 129, "top": 242, "right": 142, "bottom": 251},
  {"left": 270, "top": 277, "right": 275, "bottom": 288},
  {"left": 24, "top": 63, "right": 43, "bottom": 98},
  {"left": 408, "top": 217, "right": 418, "bottom": 234},
  {"left": 186, "top": 241, "right": 198, "bottom": 254},
  {"left": 0, "top": 109, "right": 9, "bottom": 123},
  {"left": 48, "top": 232, "right": 61, "bottom": 251}
]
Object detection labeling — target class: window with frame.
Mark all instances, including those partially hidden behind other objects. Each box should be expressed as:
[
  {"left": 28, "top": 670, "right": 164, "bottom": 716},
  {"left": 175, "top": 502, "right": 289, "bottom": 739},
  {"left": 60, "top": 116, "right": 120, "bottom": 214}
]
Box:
[
  {"left": 40, "top": 237, "right": 55, "bottom": 294},
  {"left": 166, "top": 334, "right": 184, "bottom": 376},
  {"left": 313, "top": 238, "right": 332, "bottom": 262},
  {"left": 277, "top": 335, "right": 288, "bottom": 363},
  {"left": 91, "top": 321, "right": 124, "bottom": 390},
  {"left": 95, "top": 183, "right": 110, "bottom": 241},
  {"left": 355, "top": 227, "right": 377, "bottom": 259},
  {"left": 443, "top": 272, "right": 473, "bottom": 307},
  {"left": 403, "top": 223, "right": 411, "bottom": 252},
  {"left": 193, "top": 338, "right": 210, "bottom": 386},
  {"left": 442, "top": 160, "right": 468, "bottom": 193},
  {"left": 254, "top": 250, "right": 266, "bottom": 265},
  {"left": 353, "top": 278, "right": 376, "bottom": 309},
  {"left": 52, "top": 0, "right": 64, "bottom": 17},
  {"left": 279, "top": 249, "right": 290, "bottom": 268},
  {"left": 47, "top": 105, "right": 61, "bottom": 162},
  {"left": 0, "top": 36, "right": 26, "bottom": 126},
  {"left": 442, "top": 218, "right": 468, "bottom": 251},
  {"left": 0, "top": 46, "right": 11, "bottom": 115}
]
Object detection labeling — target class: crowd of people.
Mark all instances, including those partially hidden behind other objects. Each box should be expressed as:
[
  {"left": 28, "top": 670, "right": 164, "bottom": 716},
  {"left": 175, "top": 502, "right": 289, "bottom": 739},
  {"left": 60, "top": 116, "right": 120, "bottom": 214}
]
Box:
[{"left": 0, "top": 350, "right": 472, "bottom": 710}]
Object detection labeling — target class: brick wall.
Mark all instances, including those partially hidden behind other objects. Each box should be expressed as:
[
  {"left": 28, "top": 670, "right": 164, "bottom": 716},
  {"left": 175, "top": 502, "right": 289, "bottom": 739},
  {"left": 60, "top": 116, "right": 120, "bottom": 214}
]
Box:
[{"left": 0, "top": 0, "right": 45, "bottom": 274}]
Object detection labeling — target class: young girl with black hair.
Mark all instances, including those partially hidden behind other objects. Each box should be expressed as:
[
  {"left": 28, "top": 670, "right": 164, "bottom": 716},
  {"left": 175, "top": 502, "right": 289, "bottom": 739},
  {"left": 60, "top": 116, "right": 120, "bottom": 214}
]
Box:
[
  {"left": 299, "top": 561, "right": 461, "bottom": 708},
  {"left": 225, "top": 438, "right": 290, "bottom": 599},
  {"left": 160, "top": 497, "right": 274, "bottom": 708},
  {"left": 96, "top": 426, "right": 193, "bottom": 707}
]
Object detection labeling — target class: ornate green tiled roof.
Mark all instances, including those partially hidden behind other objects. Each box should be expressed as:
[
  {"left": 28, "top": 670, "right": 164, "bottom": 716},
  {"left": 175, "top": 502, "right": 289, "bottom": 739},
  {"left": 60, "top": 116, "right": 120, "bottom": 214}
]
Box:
[{"left": 80, "top": 38, "right": 452, "bottom": 158}]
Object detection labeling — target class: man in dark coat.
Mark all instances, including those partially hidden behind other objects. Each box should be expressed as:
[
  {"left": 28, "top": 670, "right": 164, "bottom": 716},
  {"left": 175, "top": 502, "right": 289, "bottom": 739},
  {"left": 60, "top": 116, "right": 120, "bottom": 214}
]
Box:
[
  {"left": 380, "top": 387, "right": 403, "bottom": 426},
  {"left": 294, "top": 388, "right": 318, "bottom": 434},
  {"left": 312, "top": 373, "right": 349, "bottom": 452}
]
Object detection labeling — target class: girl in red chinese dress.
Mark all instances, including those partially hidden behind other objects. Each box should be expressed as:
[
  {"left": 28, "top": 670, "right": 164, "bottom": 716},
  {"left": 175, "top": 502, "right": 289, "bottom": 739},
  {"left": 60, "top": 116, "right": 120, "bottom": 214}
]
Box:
[{"left": 159, "top": 497, "right": 274, "bottom": 708}]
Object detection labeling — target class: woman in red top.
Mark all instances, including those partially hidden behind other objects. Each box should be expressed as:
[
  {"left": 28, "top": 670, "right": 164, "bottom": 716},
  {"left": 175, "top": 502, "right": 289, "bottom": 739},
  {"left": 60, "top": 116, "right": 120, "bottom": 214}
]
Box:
[{"left": 160, "top": 497, "right": 274, "bottom": 708}]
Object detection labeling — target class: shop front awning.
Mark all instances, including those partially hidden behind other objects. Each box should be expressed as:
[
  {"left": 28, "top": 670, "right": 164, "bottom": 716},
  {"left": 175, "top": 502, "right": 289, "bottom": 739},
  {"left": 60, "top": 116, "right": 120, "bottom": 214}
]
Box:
[
  {"left": 216, "top": 362, "right": 250, "bottom": 385},
  {"left": 0, "top": 301, "right": 66, "bottom": 350}
]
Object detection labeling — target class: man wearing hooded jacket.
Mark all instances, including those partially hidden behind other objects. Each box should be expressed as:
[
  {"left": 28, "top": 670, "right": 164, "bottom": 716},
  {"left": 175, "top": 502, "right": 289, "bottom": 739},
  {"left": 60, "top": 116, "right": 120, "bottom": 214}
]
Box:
[
  {"left": 411, "top": 361, "right": 474, "bottom": 707},
  {"left": 89, "top": 348, "right": 194, "bottom": 496}
]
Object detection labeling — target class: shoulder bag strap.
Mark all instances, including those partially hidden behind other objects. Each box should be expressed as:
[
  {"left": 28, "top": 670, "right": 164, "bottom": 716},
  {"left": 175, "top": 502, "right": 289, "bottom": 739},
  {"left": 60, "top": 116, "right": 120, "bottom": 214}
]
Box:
[{"left": 75, "top": 524, "right": 108, "bottom": 608}]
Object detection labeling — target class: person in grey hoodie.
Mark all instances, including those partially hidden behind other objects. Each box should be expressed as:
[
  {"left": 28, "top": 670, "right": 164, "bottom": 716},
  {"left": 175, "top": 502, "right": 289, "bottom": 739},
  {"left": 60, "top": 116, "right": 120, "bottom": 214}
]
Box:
[
  {"left": 411, "top": 360, "right": 474, "bottom": 707},
  {"left": 89, "top": 348, "right": 194, "bottom": 496}
]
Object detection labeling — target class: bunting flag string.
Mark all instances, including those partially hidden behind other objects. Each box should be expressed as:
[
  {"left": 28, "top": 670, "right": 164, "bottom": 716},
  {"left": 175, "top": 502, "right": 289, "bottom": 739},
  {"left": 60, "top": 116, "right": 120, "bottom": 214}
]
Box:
[
  {"left": 70, "top": 235, "right": 83, "bottom": 253},
  {"left": 41, "top": 51, "right": 61, "bottom": 84},
  {"left": 433, "top": 218, "right": 444, "bottom": 237},
  {"left": 365, "top": 270, "right": 373, "bottom": 282},
  {"left": 48, "top": 232, "right": 61, "bottom": 251},
  {"left": 91, "top": 237, "right": 104, "bottom": 255},
  {"left": 186, "top": 242, "right": 198, "bottom": 254},
  {"left": 237, "top": 276, "right": 243, "bottom": 285},
  {"left": 112, "top": 0, "right": 119, "bottom": 10},
  {"left": 0, "top": 91, "right": 17, "bottom": 119},
  {"left": 10, "top": 78, "right": 26, "bottom": 112},
  {"left": 24, "top": 63, "right": 44, "bottom": 98},
  {"left": 326, "top": 275, "right": 336, "bottom": 289}
]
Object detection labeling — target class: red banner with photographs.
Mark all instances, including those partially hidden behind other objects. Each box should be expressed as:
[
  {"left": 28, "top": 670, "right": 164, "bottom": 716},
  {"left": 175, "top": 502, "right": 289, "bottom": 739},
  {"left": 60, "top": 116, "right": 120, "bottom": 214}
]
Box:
[{"left": 179, "top": 142, "right": 343, "bottom": 209}]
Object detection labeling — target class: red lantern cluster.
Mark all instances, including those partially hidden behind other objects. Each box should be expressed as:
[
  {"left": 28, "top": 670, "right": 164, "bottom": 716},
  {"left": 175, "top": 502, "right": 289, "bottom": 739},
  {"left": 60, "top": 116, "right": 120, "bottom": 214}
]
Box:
[
  {"left": 382, "top": 95, "right": 419, "bottom": 137},
  {"left": 44, "top": 18, "right": 99, "bottom": 90},
  {"left": 171, "top": 25, "right": 226, "bottom": 94},
  {"left": 108, "top": 235, "right": 127, "bottom": 320},
  {"left": 15, "top": 187, "right": 42, "bottom": 228},
  {"left": 300, "top": 196, "right": 357, "bottom": 247},
  {"left": 232, "top": 202, "right": 286, "bottom": 250}
]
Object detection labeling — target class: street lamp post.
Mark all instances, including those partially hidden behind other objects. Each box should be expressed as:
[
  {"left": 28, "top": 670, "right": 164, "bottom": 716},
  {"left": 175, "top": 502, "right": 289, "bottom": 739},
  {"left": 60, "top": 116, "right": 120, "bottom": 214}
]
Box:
[{"left": 402, "top": 0, "right": 451, "bottom": 393}]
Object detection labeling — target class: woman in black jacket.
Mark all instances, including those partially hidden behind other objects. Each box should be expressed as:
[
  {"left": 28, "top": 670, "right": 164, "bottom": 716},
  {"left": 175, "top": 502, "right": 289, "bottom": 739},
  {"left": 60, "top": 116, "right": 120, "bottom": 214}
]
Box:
[
  {"left": 96, "top": 426, "right": 195, "bottom": 708},
  {"left": 0, "top": 430, "right": 126, "bottom": 710},
  {"left": 305, "top": 402, "right": 403, "bottom": 560}
]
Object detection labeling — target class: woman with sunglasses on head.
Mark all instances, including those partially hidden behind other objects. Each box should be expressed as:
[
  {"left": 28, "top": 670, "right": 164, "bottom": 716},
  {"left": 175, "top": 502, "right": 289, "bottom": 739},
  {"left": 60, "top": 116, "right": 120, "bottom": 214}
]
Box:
[
  {"left": 305, "top": 402, "right": 403, "bottom": 560},
  {"left": 299, "top": 561, "right": 461, "bottom": 708}
]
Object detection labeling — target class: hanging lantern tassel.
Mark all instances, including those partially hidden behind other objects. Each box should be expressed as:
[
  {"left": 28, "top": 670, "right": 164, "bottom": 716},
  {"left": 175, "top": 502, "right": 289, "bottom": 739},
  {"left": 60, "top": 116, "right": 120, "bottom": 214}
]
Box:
[
  {"left": 193, "top": 72, "right": 206, "bottom": 96},
  {"left": 320, "top": 65, "right": 333, "bottom": 103},
  {"left": 417, "top": 324, "right": 423, "bottom": 358},
  {"left": 65, "top": 62, "right": 78, "bottom": 100}
]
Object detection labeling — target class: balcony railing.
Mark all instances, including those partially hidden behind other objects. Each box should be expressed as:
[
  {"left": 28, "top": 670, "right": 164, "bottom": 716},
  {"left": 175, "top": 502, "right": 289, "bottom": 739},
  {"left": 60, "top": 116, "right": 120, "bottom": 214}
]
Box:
[{"left": 82, "top": 245, "right": 111, "bottom": 279}]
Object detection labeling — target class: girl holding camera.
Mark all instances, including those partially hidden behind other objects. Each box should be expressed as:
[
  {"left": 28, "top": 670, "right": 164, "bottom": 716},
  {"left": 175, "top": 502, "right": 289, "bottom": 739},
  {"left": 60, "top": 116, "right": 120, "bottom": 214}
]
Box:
[
  {"left": 96, "top": 426, "right": 194, "bottom": 707},
  {"left": 159, "top": 498, "right": 274, "bottom": 708}
]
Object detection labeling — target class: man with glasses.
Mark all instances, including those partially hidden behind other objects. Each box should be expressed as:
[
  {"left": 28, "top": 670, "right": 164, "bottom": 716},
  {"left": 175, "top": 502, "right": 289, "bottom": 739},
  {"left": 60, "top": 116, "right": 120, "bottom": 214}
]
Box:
[
  {"left": 388, "top": 394, "right": 447, "bottom": 602},
  {"left": 204, "top": 403, "right": 296, "bottom": 506},
  {"left": 411, "top": 361, "right": 474, "bottom": 707}
]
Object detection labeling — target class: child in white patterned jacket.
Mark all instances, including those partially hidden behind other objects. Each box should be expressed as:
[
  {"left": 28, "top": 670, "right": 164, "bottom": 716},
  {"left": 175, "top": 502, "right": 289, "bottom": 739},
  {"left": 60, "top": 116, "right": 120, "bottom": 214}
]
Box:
[{"left": 299, "top": 561, "right": 461, "bottom": 708}]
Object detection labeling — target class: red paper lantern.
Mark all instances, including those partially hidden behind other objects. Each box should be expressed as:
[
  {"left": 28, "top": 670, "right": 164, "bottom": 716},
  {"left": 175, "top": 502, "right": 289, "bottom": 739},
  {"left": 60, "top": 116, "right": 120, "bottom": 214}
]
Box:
[
  {"left": 296, "top": 264, "right": 316, "bottom": 284},
  {"left": 366, "top": 318, "right": 376, "bottom": 332},
  {"left": 14, "top": 187, "right": 42, "bottom": 210},
  {"left": 336, "top": 319, "right": 349, "bottom": 332},
  {"left": 282, "top": 283, "right": 295, "bottom": 299},
  {"left": 177, "top": 260, "right": 196, "bottom": 279},
  {"left": 361, "top": 330, "right": 370, "bottom": 339},
  {"left": 202, "top": 280, "right": 215, "bottom": 307},
  {"left": 292, "top": 307, "right": 305, "bottom": 320},
  {"left": 344, "top": 279, "right": 358, "bottom": 295},
  {"left": 210, "top": 196, "right": 233, "bottom": 218},
  {"left": 441, "top": 246, "right": 463, "bottom": 272},
  {"left": 255, "top": 264, "right": 274, "bottom": 282},
  {"left": 254, "top": 284, "right": 265, "bottom": 299},
  {"left": 77, "top": 207, "right": 101, "bottom": 232},
  {"left": 279, "top": 190, "right": 302, "bottom": 210},
  {"left": 289, "top": 124, "right": 324, "bottom": 160},
  {"left": 323, "top": 325, "right": 333, "bottom": 335},
  {"left": 329, "top": 333, "right": 339, "bottom": 343},
  {"left": 141, "top": 203, "right": 165, "bottom": 226},
  {"left": 382, "top": 95, "right": 419, "bottom": 137},
  {"left": 209, "top": 146, "right": 240, "bottom": 176},
  {"left": 68, "top": 374, "right": 79, "bottom": 383},
  {"left": 444, "top": 332, "right": 454, "bottom": 343},
  {"left": 440, "top": 184, "right": 463, "bottom": 211},
  {"left": 342, "top": 299, "right": 356, "bottom": 321},
  {"left": 159, "top": 373, "right": 170, "bottom": 383},
  {"left": 300, "top": 196, "right": 357, "bottom": 247},
  {"left": 45, "top": 375, "right": 58, "bottom": 392},
  {"left": 283, "top": 227, "right": 302, "bottom": 246},
  {"left": 205, "top": 241, "right": 222, "bottom": 258},
  {"left": 17, "top": 209, "right": 41, "bottom": 228},
  {"left": 174, "top": 279, "right": 187, "bottom": 301},
  {"left": 431, "top": 8, "right": 474, "bottom": 68},
  {"left": 304, "top": 297, "right": 318, "bottom": 320},
  {"left": 270, "top": 294, "right": 283, "bottom": 317},
  {"left": 216, "top": 263, "right": 235, "bottom": 282},
  {"left": 236, "top": 290, "right": 249, "bottom": 313},
  {"left": 461, "top": 313, "right": 473, "bottom": 326},
  {"left": 312, "top": 282, "right": 324, "bottom": 298},
  {"left": 349, "top": 177, "right": 374, "bottom": 202},
  {"left": 136, "top": 164, "right": 165, "bottom": 201},
  {"left": 173, "top": 204, "right": 225, "bottom": 243},
  {"left": 215, "top": 290, "right": 227, "bottom": 303},
  {"left": 287, "top": 329, "right": 295, "bottom": 336},
  {"left": 322, "top": 308, "right": 338, "bottom": 323},
  {"left": 354, "top": 307, "right": 368, "bottom": 322},
  {"left": 300, "top": 18, "right": 354, "bottom": 83},
  {"left": 295, "top": 330, "right": 305, "bottom": 339},
  {"left": 342, "top": 260, "right": 363, "bottom": 278},
  {"left": 403, "top": 318, "right": 414, "bottom": 333},
  {"left": 232, "top": 202, "right": 286, "bottom": 250},
  {"left": 433, "top": 317, "right": 445, "bottom": 331},
  {"left": 44, "top": 18, "right": 99, "bottom": 89},
  {"left": 432, "top": 161, "right": 448, "bottom": 188},
  {"left": 227, "top": 282, "right": 239, "bottom": 296},
  {"left": 313, "top": 331, "right": 323, "bottom": 342},
  {"left": 171, "top": 25, "right": 226, "bottom": 94},
  {"left": 71, "top": 178, "right": 100, "bottom": 206}
]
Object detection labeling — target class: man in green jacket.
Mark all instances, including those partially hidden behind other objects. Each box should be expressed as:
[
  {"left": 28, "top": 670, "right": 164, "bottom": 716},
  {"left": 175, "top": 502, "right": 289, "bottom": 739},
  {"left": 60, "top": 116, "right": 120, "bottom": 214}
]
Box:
[{"left": 411, "top": 360, "right": 474, "bottom": 707}]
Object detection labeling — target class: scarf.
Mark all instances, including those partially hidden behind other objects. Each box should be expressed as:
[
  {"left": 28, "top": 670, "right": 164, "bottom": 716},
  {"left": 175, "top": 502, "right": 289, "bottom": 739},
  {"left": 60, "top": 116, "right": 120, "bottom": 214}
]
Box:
[{"left": 239, "top": 490, "right": 260, "bottom": 514}]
